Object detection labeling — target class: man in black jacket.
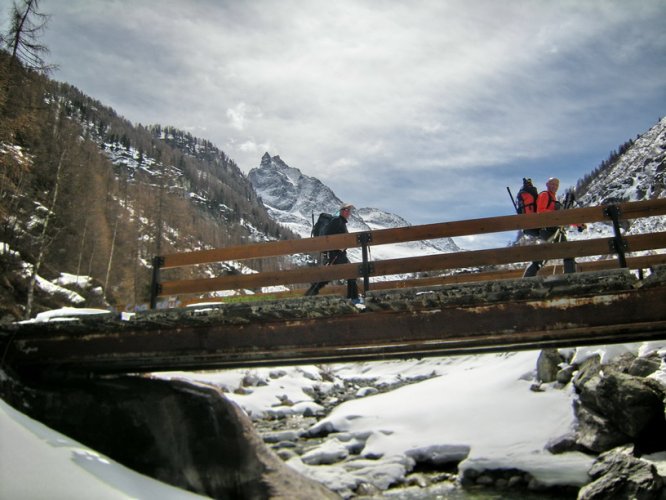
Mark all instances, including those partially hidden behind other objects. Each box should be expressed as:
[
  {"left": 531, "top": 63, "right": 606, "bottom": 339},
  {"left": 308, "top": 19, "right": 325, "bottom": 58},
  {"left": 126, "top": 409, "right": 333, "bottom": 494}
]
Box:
[{"left": 304, "top": 203, "right": 360, "bottom": 302}]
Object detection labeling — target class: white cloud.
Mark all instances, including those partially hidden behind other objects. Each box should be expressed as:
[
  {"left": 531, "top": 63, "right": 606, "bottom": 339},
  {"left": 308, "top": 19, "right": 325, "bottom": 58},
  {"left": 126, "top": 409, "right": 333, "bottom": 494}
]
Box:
[
  {"left": 238, "top": 140, "right": 257, "bottom": 153},
  {"left": 226, "top": 103, "right": 248, "bottom": 131}
]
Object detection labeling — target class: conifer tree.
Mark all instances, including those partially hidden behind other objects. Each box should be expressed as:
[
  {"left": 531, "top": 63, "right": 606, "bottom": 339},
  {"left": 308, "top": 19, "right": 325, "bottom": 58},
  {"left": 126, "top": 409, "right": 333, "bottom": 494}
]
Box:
[{"left": 2, "top": 0, "right": 52, "bottom": 72}]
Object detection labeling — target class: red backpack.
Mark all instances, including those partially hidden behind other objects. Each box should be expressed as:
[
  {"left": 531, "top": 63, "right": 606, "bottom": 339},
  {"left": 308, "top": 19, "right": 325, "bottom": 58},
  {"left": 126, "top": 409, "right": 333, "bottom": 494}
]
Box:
[
  {"left": 515, "top": 178, "right": 540, "bottom": 236},
  {"left": 516, "top": 179, "right": 538, "bottom": 214}
]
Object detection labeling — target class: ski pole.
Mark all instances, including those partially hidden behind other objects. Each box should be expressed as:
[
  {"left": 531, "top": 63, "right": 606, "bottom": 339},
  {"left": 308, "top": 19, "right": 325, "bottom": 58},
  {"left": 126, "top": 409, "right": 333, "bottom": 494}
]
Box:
[
  {"left": 506, "top": 187, "right": 519, "bottom": 213},
  {"left": 563, "top": 188, "right": 576, "bottom": 210}
]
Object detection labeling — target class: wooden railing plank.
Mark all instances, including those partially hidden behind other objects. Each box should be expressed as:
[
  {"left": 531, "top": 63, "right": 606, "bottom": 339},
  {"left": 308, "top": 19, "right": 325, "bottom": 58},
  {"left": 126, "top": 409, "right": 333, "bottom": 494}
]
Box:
[
  {"left": 160, "top": 262, "right": 359, "bottom": 296},
  {"left": 162, "top": 235, "right": 354, "bottom": 269},
  {"left": 177, "top": 253, "right": 666, "bottom": 307},
  {"left": 160, "top": 198, "right": 666, "bottom": 269},
  {"left": 160, "top": 231, "right": 666, "bottom": 297},
  {"left": 371, "top": 253, "right": 666, "bottom": 290},
  {"left": 347, "top": 198, "right": 666, "bottom": 247},
  {"left": 372, "top": 232, "right": 666, "bottom": 277}
]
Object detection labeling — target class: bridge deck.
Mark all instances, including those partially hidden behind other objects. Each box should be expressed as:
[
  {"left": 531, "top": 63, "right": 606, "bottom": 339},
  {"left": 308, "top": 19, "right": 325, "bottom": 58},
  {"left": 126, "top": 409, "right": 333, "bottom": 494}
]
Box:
[{"left": 2, "top": 267, "right": 665, "bottom": 378}]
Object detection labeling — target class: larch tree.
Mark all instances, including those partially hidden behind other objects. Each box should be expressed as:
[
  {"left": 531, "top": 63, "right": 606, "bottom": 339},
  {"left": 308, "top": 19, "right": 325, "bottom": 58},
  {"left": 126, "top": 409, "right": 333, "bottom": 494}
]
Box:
[
  {"left": 3, "top": 0, "right": 52, "bottom": 72},
  {"left": 24, "top": 98, "right": 69, "bottom": 318}
]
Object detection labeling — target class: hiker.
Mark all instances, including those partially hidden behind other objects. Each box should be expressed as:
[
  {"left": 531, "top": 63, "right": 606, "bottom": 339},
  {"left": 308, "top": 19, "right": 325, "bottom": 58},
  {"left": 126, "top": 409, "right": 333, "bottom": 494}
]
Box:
[
  {"left": 304, "top": 203, "right": 360, "bottom": 302},
  {"left": 523, "top": 177, "right": 580, "bottom": 277}
]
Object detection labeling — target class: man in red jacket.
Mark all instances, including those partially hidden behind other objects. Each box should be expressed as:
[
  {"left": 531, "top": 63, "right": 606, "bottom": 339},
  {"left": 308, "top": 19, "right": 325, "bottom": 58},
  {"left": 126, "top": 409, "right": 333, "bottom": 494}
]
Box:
[{"left": 523, "top": 178, "right": 576, "bottom": 277}]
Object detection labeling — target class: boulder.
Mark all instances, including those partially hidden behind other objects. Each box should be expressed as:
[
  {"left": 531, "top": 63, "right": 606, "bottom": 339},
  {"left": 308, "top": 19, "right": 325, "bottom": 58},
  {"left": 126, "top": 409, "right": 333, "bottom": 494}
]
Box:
[
  {"left": 571, "top": 354, "right": 602, "bottom": 389},
  {"left": 577, "top": 448, "right": 664, "bottom": 500},
  {"left": 628, "top": 356, "right": 662, "bottom": 378},
  {"left": 576, "top": 370, "right": 665, "bottom": 439},
  {"left": 405, "top": 444, "right": 470, "bottom": 469},
  {"left": 546, "top": 430, "right": 585, "bottom": 454},
  {"left": 536, "top": 348, "right": 564, "bottom": 383},
  {"left": 572, "top": 356, "right": 666, "bottom": 454},
  {"left": 573, "top": 402, "right": 630, "bottom": 453},
  {"left": 1, "top": 373, "right": 339, "bottom": 499},
  {"left": 556, "top": 365, "right": 577, "bottom": 385}
]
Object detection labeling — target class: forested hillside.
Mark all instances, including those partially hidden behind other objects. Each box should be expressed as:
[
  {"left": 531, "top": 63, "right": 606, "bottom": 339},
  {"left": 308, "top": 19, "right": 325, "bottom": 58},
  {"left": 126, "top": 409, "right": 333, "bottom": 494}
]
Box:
[{"left": 0, "top": 49, "right": 297, "bottom": 320}]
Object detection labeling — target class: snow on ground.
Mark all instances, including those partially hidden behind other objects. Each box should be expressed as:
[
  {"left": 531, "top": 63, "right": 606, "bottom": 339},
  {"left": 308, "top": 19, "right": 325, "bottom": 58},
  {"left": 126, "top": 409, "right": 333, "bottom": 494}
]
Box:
[
  {"left": 161, "top": 341, "right": 666, "bottom": 492},
  {"left": 164, "top": 351, "right": 596, "bottom": 490},
  {"left": 18, "top": 307, "right": 112, "bottom": 324}
]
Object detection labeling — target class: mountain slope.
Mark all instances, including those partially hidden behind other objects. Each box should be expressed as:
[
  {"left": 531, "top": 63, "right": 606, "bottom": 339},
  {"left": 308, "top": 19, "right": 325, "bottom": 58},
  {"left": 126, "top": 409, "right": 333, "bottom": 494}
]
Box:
[
  {"left": 578, "top": 117, "right": 665, "bottom": 206},
  {"left": 0, "top": 53, "right": 299, "bottom": 318},
  {"left": 573, "top": 116, "right": 666, "bottom": 240}
]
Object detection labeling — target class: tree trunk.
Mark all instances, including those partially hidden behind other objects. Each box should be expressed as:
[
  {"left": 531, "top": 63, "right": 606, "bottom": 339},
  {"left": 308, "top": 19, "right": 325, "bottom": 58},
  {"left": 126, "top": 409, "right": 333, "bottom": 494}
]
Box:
[
  {"left": 25, "top": 147, "right": 65, "bottom": 319},
  {"left": 104, "top": 212, "right": 119, "bottom": 302}
]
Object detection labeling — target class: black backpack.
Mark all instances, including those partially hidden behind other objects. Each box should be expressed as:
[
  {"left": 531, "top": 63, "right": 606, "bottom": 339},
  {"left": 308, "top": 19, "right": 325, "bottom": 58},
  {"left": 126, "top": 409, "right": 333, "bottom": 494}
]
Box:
[{"left": 311, "top": 212, "right": 334, "bottom": 237}]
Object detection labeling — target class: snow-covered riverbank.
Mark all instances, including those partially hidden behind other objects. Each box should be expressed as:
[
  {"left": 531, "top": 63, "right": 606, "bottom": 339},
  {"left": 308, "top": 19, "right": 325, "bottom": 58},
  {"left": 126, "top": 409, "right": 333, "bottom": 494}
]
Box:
[{"left": 162, "top": 342, "right": 666, "bottom": 497}]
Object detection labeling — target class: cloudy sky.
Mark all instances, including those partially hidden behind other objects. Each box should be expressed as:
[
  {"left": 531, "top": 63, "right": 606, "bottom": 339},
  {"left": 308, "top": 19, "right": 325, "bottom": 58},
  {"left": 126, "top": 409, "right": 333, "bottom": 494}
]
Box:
[{"left": 3, "top": 0, "right": 665, "bottom": 246}]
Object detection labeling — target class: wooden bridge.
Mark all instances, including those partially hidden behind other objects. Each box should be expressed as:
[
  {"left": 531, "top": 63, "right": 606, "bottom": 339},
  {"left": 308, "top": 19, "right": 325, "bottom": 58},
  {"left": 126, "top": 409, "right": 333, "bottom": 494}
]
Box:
[
  {"left": 1, "top": 199, "right": 665, "bottom": 378},
  {"left": 150, "top": 198, "right": 666, "bottom": 302}
]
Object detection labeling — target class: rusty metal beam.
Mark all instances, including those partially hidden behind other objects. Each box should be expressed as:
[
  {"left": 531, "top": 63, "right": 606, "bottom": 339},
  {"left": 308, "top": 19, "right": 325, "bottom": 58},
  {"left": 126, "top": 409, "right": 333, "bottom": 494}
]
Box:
[
  {"left": 0, "top": 270, "right": 666, "bottom": 373},
  {"left": 2, "top": 268, "right": 665, "bottom": 377}
]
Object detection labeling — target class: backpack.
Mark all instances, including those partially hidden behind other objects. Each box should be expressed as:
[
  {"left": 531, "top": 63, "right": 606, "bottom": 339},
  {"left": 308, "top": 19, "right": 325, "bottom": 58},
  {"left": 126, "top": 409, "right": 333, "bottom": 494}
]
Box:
[
  {"left": 311, "top": 212, "right": 334, "bottom": 237},
  {"left": 516, "top": 179, "right": 538, "bottom": 215},
  {"left": 515, "top": 178, "right": 540, "bottom": 236}
]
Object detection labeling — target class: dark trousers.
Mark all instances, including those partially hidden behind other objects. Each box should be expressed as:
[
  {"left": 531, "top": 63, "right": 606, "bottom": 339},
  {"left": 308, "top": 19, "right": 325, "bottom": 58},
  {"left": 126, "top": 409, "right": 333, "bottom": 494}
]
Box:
[
  {"left": 523, "top": 227, "right": 576, "bottom": 278},
  {"left": 305, "top": 250, "right": 359, "bottom": 299}
]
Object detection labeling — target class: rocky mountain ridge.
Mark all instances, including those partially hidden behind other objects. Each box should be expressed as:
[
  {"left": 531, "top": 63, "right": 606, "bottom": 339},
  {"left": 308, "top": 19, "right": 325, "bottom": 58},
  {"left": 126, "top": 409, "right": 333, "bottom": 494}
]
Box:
[
  {"left": 575, "top": 116, "right": 666, "bottom": 239},
  {"left": 249, "top": 152, "right": 460, "bottom": 264},
  {"left": 533, "top": 116, "right": 665, "bottom": 262},
  {"left": 578, "top": 116, "right": 665, "bottom": 207}
]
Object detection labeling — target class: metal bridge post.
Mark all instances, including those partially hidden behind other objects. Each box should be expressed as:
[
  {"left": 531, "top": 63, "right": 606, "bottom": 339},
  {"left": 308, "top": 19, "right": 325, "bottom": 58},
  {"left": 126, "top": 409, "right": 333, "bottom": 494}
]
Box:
[
  {"left": 357, "top": 232, "right": 373, "bottom": 293},
  {"left": 604, "top": 205, "right": 628, "bottom": 268},
  {"left": 150, "top": 256, "right": 164, "bottom": 309}
]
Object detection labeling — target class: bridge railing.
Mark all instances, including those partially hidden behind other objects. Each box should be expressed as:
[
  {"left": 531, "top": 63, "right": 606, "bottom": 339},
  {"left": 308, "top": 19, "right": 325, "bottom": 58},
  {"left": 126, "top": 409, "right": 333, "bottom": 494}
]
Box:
[{"left": 150, "top": 198, "right": 666, "bottom": 307}]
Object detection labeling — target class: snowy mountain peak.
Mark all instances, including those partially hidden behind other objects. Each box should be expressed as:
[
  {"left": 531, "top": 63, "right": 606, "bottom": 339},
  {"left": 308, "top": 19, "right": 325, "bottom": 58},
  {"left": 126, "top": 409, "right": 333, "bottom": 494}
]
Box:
[
  {"left": 260, "top": 152, "right": 289, "bottom": 171},
  {"left": 248, "top": 154, "right": 460, "bottom": 263},
  {"left": 249, "top": 153, "right": 341, "bottom": 225}
]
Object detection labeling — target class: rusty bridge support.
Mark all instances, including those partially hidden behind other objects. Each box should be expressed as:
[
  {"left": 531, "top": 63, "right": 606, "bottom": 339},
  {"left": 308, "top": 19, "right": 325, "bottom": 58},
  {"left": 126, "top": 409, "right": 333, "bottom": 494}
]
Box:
[
  {"left": 604, "top": 205, "right": 628, "bottom": 268},
  {"left": 2, "top": 267, "right": 665, "bottom": 378}
]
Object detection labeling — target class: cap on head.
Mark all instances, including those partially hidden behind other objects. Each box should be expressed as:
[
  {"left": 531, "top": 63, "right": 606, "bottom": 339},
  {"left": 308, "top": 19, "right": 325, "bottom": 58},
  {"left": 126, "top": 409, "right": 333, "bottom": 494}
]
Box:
[{"left": 340, "top": 203, "right": 354, "bottom": 212}]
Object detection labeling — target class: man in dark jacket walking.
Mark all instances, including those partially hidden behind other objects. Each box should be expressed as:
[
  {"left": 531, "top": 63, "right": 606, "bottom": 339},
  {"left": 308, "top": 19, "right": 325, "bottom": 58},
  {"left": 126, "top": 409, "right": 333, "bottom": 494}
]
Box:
[{"left": 304, "top": 203, "right": 360, "bottom": 302}]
